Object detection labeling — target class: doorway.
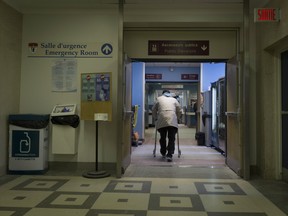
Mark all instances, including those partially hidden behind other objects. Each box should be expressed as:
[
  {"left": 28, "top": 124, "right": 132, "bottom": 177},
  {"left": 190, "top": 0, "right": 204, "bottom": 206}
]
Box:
[
  {"left": 281, "top": 50, "right": 288, "bottom": 181},
  {"left": 130, "top": 61, "right": 227, "bottom": 168}
]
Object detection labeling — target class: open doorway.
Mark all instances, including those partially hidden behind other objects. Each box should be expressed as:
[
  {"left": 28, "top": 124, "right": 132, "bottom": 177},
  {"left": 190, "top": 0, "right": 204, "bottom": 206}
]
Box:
[{"left": 130, "top": 61, "right": 226, "bottom": 167}]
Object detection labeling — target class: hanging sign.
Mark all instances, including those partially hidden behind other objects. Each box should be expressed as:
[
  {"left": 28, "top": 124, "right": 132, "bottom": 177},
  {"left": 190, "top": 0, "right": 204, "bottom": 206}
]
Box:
[
  {"left": 181, "top": 74, "right": 199, "bottom": 81},
  {"left": 148, "top": 40, "right": 209, "bottom": 56},
  {"left": 145, "top": 74, "right": 162, "bottom": 80}
]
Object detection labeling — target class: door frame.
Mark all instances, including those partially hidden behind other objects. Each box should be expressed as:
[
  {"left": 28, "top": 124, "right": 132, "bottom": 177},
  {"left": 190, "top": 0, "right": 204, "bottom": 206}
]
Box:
[
  {"left": 276, "top": 45, "right": 288, "bottom": 180},
  {"left": 264, "top": 37, "right": 288, "bottom": 180},
  {"left": 119, "top": 58, "right": 248, "bottom": 177},
  {"left": 116, "top": 0, "right": 124, "bottom": 178},
  {"left": 121, "top": 27, "right": 246, "bottom": 178},
  {"left": 127, "top": 58, "right": 245, "bottom": 173},
  {"left": 280, "top": 50, "right": 288, "bottom": 181}
]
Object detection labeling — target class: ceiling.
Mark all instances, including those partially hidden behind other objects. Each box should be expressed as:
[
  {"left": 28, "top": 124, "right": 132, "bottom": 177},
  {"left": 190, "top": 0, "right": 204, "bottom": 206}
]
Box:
[
  {"left": 3, "top": 0, "right": 244, "bottom": 13},
  {"left": 2, "top": 0, "right": 271, "bottom": 16}
]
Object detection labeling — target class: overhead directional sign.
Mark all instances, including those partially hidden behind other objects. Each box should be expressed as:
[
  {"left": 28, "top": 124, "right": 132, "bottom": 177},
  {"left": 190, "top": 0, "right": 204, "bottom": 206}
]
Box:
[{"left": 148, "top": 40, "right": 209, "bottom": 56}]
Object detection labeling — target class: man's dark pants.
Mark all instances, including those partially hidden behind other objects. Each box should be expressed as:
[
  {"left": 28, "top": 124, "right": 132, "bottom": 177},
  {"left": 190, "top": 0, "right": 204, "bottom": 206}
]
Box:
[{"left": 158, "top": 126, "right": 178, "bottom": 157}]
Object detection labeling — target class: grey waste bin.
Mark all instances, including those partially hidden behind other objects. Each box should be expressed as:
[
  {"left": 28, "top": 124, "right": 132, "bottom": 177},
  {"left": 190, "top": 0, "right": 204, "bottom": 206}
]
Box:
[{"left": 8, "top": 114, "right": 50, "bottom": 174}]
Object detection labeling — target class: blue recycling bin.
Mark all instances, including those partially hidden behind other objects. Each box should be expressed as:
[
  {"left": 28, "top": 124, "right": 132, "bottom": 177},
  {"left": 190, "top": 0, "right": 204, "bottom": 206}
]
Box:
[{"left": 8, "top": 114, "right": 50, "bottom": 174}]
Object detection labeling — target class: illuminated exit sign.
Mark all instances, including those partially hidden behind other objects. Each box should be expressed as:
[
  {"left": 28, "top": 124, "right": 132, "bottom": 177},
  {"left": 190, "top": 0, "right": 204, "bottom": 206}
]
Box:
[{"left": 254, "top": 8, "right": 280, "bottom": 22}]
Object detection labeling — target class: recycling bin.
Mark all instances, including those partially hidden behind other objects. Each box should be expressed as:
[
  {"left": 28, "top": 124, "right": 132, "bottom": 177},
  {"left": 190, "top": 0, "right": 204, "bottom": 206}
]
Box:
[
  {"left": 51, "top": 104, "right": 79, "bottom": 154},
  {"left": 8, "top": 114, "right": 50, "bottom": 174}
]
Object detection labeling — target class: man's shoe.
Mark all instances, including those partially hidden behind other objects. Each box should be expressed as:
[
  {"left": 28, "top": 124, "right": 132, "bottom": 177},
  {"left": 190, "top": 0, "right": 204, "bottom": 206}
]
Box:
[
  {"left": 166, "top": 156, "right": 172, "bottom": 162},
  {"left": 161, "top": 154, "right": 166, "bottom": 159}
]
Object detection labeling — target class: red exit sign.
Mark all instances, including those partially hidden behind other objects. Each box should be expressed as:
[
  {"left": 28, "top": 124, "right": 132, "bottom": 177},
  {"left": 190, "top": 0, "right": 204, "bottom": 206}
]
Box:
[{"left": 254, "top": 8, "right": 280, "bottom": 22}]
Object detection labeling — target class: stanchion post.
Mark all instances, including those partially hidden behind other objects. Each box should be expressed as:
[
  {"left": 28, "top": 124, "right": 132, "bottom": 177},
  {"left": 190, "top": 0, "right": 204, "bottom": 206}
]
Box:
[{"left": 82, "top": 120, "right": 110, "bottom": 178}]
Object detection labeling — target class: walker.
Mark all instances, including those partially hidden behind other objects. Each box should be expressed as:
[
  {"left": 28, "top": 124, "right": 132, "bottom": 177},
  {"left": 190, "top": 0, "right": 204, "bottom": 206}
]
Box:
[{"left": 153, "top": 128, "right": 181, "bottom": 158}]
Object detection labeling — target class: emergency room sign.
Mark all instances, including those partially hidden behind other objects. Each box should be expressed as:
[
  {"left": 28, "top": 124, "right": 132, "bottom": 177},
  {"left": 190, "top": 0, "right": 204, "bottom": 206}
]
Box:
[{"left": 27, "top": 42, "right": 113, "bottom": 58}]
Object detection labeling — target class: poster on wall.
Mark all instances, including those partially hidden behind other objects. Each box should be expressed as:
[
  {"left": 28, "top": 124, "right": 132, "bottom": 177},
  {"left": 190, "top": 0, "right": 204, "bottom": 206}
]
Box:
[
  {"left": 80, "top": 72, "right": 112, "bottom": 121},
  {"left": 95, "top": 73, "right": 110, "bottom": 101},
  {"left": 52, "top": 59, "right": 77, "bottom": 92},
  {"left": 81, "top": 73, "right": 111, "bottom": 102},
  {"left": 81, "top": 74, "right": 96, "bottom": 101}
]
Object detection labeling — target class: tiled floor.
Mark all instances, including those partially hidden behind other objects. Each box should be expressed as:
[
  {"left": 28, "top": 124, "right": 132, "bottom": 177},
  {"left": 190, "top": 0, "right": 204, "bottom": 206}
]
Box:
[
  {"left": 1, "top": 126, "right": 287, "bottom": 216},
  {"left": 0, "top": 174, "right": 287, "bottom": 216}
]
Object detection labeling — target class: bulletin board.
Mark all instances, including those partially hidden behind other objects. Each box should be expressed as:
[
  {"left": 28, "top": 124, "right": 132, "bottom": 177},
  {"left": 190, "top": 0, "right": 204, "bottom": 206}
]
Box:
[{"left": 80, "top": 72, "right": 112, "bottom": 121}]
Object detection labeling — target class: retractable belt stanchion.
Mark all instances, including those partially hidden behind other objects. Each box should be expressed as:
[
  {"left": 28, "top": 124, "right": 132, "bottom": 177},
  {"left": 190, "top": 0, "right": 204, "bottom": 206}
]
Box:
[{"left": 82, "top": 120, "right": 110, "bottom": 178}]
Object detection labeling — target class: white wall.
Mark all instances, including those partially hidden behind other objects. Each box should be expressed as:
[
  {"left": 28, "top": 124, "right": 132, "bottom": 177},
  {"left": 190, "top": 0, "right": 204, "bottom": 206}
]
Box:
[
  {"left": 0, "top": 1, "right": 22, "bottom": 175},
  {"left": 20, "top": 8, "right": 119, "bottom": 164}
]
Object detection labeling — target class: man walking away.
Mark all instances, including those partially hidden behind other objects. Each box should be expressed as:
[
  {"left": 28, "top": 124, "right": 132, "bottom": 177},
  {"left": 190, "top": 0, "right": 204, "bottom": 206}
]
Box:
[{"left": 152, "top": 90, "right": 182, "bottom": 162}]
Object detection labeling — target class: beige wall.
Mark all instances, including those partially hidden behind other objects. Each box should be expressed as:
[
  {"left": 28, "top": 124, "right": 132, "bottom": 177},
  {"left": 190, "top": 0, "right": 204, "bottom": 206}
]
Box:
[
  {"left": 0, "top": 0, "right": 22, "bottom": 175},
  {"left": 124, "top": 2, "right": 243, "bottom": 25},
  {"left": 20, "top": 8, "right": 119, "bottom": 164},
  {"left": 255, "top": 0, "right": 288, "bottom": 179}
]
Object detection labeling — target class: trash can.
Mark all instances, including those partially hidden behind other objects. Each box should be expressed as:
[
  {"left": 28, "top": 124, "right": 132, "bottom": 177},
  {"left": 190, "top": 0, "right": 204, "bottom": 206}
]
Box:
[
  {"left": 51, "top": 104, "right": 79, "bottom": 154},
  {"left": 8, "top": 114, "right": 50, "bottom": 174},
  {"left": 195, "top": 132, "right": 205, "bottom": 146}
]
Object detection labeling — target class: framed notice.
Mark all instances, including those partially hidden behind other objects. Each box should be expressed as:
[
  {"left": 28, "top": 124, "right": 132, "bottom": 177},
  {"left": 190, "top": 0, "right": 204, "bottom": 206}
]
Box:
[
  {"left": 95, "top": 73, "right": 111, "bottom": 101},
  {"left": 81, "top": 72, "right": 112, "bottom": 121}
]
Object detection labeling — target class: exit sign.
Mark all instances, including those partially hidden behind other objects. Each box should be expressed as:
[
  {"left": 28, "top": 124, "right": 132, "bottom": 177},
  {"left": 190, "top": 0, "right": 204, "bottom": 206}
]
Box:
[{"left": 254, "top": 8, "right": 280, "bottom": 22}]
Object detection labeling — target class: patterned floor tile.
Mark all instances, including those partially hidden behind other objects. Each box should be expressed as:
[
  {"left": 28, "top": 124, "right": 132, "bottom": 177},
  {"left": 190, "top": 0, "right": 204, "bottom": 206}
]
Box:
[
  {"left": 104, "top": 180, "right": 151, "bottom": 193},
  {"left": 36, "top": 191, "right": 100, "bottom": 209},
  {"left": 200, "top": 194, "right": 264, "bottom": 212},
  {"left": 23, "top": 208, "right": 89, "bottom": 216},
  {"left": 207, "top": 213, "right": 267, "bottom": 216},
  {"left": 150, "top": 178, "right": 197, "bottom": 194},
  {"left": 87, "top": 209, "right": 147, "bottom": 216},
  {"left": 147, "top": 210, "right": 208, "bottom": 216},
  {"left": 91, "top": 193, "right": 150, "bottom": 210},
  {"left": 56, "top": 178, "right": 109, "bottom": 192},
  {"left": 11, "top": 178, "right": 69, "bottom": 191},
  {"left": 195, "top": 182, "right": 246, "bottom": 195},
  {"left": 0, "top": 207, "right": 31, "bottom": 216},
  {"left": 0, "top": 190, "right": 52, "bottom": 208},
  {"left": 149, "top": 194, "right": 204, "bottom": 211}
]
